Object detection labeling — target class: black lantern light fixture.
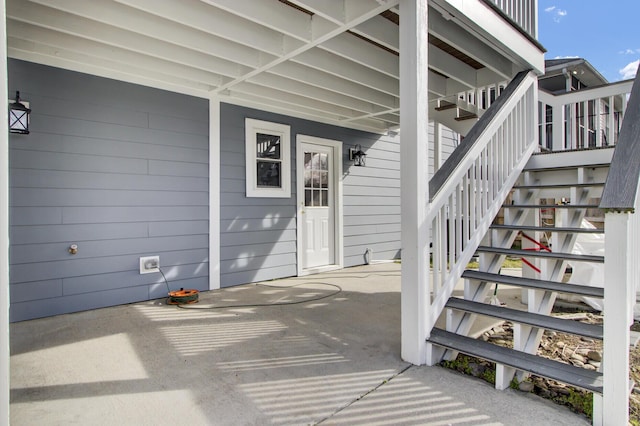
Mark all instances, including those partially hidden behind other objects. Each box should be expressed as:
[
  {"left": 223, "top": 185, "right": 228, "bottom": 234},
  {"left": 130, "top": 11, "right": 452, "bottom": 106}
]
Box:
[
  {"left": 9, "top": 91, "right": 31, "bottom": 134},
  {"left": 349, "top": 144, "right": 366, "bottom": 167}
]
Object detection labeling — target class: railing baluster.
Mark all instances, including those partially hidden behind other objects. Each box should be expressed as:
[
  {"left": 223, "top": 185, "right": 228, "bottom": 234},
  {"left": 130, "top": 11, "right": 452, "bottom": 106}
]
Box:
[{"left": 427, "top": 72, "right": 538, "bottom": 334}]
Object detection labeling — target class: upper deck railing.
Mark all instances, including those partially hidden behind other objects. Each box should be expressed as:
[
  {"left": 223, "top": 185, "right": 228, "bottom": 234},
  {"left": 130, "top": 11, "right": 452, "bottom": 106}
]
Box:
[
  {"left": 538, "top": 80, "right": 633, "bottom": 152},
  {"left": 483, "top": 0, "right": 537, "bottom": 39}
]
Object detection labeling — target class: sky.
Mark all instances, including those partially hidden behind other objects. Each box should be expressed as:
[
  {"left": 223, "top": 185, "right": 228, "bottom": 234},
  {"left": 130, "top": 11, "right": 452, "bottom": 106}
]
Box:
[{"left": 538, "top": 0, "right": 640, "bottom": 82}]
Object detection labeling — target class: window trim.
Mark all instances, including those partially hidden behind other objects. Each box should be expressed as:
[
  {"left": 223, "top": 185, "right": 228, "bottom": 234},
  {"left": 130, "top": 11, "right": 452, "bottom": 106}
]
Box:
[{"left": 245, "top": 118, "right": 291, "bottom": 198}]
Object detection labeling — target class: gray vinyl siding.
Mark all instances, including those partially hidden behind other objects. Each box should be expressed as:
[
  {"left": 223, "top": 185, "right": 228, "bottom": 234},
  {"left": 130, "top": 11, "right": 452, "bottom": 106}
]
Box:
[
  {"left": 220, "top": 104, "right": 402, "bottom": 286},
  {"left": 428, "top": 122, "right": 460, "bottom": 178},
  {"left": 8, "top": 59, "right": 209, "bottom": 321}
]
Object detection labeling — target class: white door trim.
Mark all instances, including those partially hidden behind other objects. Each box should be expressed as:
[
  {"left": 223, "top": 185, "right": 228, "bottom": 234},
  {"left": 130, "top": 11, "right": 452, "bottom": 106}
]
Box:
[{"left": 296, "top": 135, "right": 343, "bottom": 276}]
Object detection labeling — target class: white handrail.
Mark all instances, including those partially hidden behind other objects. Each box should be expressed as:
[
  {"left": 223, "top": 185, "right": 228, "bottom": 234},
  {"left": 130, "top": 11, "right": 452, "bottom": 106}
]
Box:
[
  {"left": 427, "top": 71, "right": 539, "bottom": 333},
  {"left": 538, "top": 80, "right": 633, "bottom": 151}
]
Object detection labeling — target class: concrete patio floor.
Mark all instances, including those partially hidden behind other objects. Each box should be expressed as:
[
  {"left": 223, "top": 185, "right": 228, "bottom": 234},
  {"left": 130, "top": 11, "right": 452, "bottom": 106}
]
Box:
[{"left": 10, "top": 263, "right": 589, "bottom": 425}]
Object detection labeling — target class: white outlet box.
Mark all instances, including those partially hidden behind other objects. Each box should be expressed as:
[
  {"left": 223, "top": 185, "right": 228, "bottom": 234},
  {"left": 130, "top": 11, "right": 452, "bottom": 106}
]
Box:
[{"left": 140, "top": 256, "right": 160, "bottom": 274}]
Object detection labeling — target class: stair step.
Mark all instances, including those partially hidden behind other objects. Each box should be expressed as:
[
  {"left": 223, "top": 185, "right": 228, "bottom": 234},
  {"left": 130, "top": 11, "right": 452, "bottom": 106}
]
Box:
[
  {"left": 435, "top": 102, "right": 457, "bottom": 111},
  {"left": 476, "top": 246, "right": 604, "bottom": 263},
  {"left": 462, "top": 270, "right": 604, "bottom": 298},
  {"left": 428, "top": 328, "right": 603, "bottom": 393},
  {"left": 446, "top": 298, "right": 603, "bottom": 340},
  {"left": 513, "top": 182, "right": 605, "bottom": 189},
  {"left": 490, "top": 224, "right": 604, "bottom": 234},
  {"left": 503, "top": 204, "right": 600, "bottom": 209},
  {"left": 455, "top": 113, "right": 478, "bottom": 121}
]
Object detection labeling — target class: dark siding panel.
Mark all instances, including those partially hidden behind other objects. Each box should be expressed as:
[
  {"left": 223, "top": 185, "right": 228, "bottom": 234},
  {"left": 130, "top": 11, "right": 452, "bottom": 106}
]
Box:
[{"left": 8, "top": 59, "right": 209, "bottom": 321}]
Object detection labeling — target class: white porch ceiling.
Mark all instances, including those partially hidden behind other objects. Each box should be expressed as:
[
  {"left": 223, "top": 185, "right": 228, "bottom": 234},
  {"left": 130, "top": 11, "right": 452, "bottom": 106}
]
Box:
[{"left": 6, "top": 0, "right": 526, "bottom": 134}]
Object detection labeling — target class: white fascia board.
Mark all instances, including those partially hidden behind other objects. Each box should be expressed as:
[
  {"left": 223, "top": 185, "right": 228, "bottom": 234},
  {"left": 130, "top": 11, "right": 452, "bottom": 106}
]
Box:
[{"left": 435, "top": 0, "right": 544, "bottom": 73}]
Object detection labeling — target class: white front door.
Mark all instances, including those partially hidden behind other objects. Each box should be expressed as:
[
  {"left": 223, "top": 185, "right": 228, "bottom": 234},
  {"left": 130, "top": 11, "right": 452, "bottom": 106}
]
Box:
[{"left": 297, "top": 136, "right": 342, "bottom": 273}]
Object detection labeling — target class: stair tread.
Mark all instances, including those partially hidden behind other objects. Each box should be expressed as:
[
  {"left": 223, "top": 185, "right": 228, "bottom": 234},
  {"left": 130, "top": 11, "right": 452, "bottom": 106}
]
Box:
[
  {"left": 476, "top": 246, "right": 604, "bottom": 263},
  {"left": 503, "top": 204, "right": 600, "bottom": 209},
  {"left": 446, "top": 298, "right": 603, "bottom": 339},
  {"left": 455, "top": 114, "right": 478, "bottom": 121},
  {"left": 428, "top": 328, "right": 603, "bottom": 393},
  {"left": 513, "top": 182, "right": 605, "bottom": 189},
  {"left": 435, "top": 103, "right": 457, "bottom": 111},
  {"left": 462, "top": 270, "right": 604, "bottom": 298},
  {"left": 490, "top": 224, "right": 604, "bottom": 234}
]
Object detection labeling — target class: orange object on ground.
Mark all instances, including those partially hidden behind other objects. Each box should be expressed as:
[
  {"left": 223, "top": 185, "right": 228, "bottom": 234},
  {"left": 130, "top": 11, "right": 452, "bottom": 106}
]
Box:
[{"left": 167, "top": 289, "right": 199, "bottom": 305}]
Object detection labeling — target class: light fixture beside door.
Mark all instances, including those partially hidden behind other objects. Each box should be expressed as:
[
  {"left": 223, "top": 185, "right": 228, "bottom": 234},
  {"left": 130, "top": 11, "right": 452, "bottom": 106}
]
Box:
[
  {"left": 9, "top": 91, "right": 31, "bottom": 135},
  {"left": 348, "top": 144, "right": 366, "bottom": 167}
]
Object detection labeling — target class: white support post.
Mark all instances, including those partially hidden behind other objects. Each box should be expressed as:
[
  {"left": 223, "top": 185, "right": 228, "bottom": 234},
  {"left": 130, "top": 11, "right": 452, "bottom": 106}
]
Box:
[
  {"left": 400, "top": 0, "right": 430, "bottom": 365},
  {"left": 0, "top": 1, "right": 10, "bottom": 424},
  {"left": 551, "top": 104, "right": 565, "bottom": 151},
  {"left": 209, "top": 97, "right": 221, "bottom": 290},
  {"left": 600, "top": 211, "right": 632, "bottom": 426},
  {"left": 434, "top": 122, "right": 442, "bottom": 173},
  {"left": 608, "top": 96, "right": 615, "bottom": 145}
]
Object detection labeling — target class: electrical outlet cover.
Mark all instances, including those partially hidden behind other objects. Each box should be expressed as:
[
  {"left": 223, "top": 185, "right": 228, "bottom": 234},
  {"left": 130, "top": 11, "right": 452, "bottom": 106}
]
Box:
[{"left": 139, "top": 256, "right": 160, "bottom": 274}]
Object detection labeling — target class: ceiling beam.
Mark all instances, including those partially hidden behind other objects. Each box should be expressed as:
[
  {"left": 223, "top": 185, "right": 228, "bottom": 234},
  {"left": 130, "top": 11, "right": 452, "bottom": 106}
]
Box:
[
  {"left": 115, "top": 0, "right": 296, "bottom": 56},
  {"left": 8, "top": 39, "right": 213, "bottom": 96},
  {"left": 352, "top": 14, "right": 399, "bottom": 53},
  {"left": 320, "top": 32, "right": 398, "bottom": 78},
  {"left": 205, "top": 0, "right": 399, "bottom": 93},
  {"left": 8, "top": 21, "right": 226, "bottom": 87},
  {"left": 248, "top": 72, "right": 387, "bottom": 114},
  {"left": 222, "top": 91, "right": 389, "bottom": 134},
  {"left": 429, "top": 46, "right": 477, "bottom": 89},
  {"left": 25, "top": 0, "right": 271, "bottom": 69},
  {"left": 270, "top": 61, "right": 398, "bottom": 109},
  {"left": 7, "top": 2, "right": 244, "bottom": 81}
]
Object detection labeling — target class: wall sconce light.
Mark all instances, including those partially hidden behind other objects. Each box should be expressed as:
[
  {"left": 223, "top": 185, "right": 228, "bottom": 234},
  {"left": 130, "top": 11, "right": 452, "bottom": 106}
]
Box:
[
  {"left": 349, "top": 144, "right": 366, "bottom": 167},
  {"left": 9, "top": 91, "right": 31, "bottom": 134}
]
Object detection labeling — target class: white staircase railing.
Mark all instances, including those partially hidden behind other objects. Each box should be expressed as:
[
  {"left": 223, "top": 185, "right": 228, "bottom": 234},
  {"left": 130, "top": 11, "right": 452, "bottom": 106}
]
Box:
[
  {"left": 538, "top": 79, "right": 633, "bottom": 152},
  {"left": 595, "top": 68, "right": 640, "bottom": 426},
  {"left": 426, "top": 70, "right": 539, "bottom": 341}
]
